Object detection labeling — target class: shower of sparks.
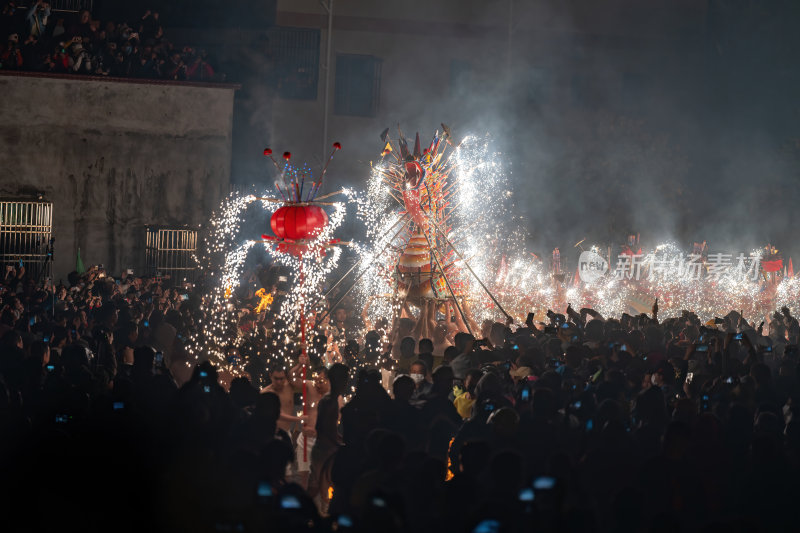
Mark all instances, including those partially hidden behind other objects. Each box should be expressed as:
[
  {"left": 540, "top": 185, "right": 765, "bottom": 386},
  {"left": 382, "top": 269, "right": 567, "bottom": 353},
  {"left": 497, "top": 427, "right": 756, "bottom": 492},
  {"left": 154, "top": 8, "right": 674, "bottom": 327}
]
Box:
[
  {"left": 350, "top": 132, "right": 516, "bottom": 327},
  {"left": 188, "top": 141, "right": 799, "bottom": 377},
  {"left": 189, "top": 192, "right": 263, "bottom": 365},
  {"left": 188, "top": 186, "right": 351, "bottom": 370},
  {"left": 493, "top": 242, "right": 800, "bottom": 327},
  {"left": 345, "top": 130, "right": 799, "bottom": 331}
]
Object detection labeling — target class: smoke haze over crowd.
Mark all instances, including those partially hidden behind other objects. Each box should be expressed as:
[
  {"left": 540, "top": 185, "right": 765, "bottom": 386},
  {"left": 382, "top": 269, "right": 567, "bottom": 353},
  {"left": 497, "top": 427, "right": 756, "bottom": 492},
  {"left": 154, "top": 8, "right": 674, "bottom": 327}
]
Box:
[
  {"left": 90, "top": 0, "right": 800, "bottom": 258},
  {"left": 238, "top": 1, "right": 800, "bottom": 260}
]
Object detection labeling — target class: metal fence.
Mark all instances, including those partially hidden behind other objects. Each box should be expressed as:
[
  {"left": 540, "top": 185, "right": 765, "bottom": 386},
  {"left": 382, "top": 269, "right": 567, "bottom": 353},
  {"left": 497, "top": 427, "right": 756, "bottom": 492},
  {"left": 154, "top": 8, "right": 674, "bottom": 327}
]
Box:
[
  {"left": 0, "top": 200, "right": 53, "bottom": 280},
  {"left": 145, "top": 227, "right": 198, "bottom": 283},
  {"left": 17, "top": 0, "right": 93, "bottom": 13},
  {"left": 267, "top": 26, "right": 321, "bottom": 100}
]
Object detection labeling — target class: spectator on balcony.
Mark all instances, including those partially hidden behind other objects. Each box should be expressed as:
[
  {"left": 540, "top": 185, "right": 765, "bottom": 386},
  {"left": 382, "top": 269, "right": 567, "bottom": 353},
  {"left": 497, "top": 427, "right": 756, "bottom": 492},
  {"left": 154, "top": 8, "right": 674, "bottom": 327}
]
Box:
[
  {"left": 0, "top": 5, "right": 219, "bottom": 80},
  {"left": 108, "top": 49, "right": 128, "bottom": 77},
  {"left": 1, "top": 32, "right": 22, "bottom": 69},
  {"left": 166, "top": 51, "right": 186, "bottom": 81},
  {"left": 88, "top": 18, "right": 102, "bottom": 44},
  {"left": 25, "top": 0, "right": 49, "bottom": 39},
  {"left": 66, "top": 9, "right": 92, "bottom": 41},
  {"left": 116, "top": 21, "right": 134, "bottom": 42},
  {"left": 66, "top": 37, "right": 92, "bottom": 74},
  {"left": 47, "top": 41, "right": 69, "bottom": 72},
  {"left": 20, "top": 32, "right": 42, "bottom": 68},
  {"left": 121, "top": 34, "right": 139, "bottom": 59},
  {"left": 186, "top": 49, "right": 214, "bottom": 81},
  {"left": 50, "top": 16, "right": 65, "bottom": 39},
  {"left": 149, "top": 25, "right": 165, "bottom": 48},
  {"left": 133, "top": 47, "right": 161, "bottom": 79},
  {"left": 102, "top": 20, "right": 116, "bottom": 40},
  {"left": 90, "top": 46, "right": 109, "bottom": 76},
  {"left": 99, "top": 40, "right": 116, "bottom": 68},
  {"left": 139, "top": 10, "right": 159, "bottom": 41}
]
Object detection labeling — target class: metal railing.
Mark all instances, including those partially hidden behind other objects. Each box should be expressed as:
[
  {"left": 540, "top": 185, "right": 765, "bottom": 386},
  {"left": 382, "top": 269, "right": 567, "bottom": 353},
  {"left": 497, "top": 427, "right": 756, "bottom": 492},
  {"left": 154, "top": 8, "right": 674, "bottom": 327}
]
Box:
[
  {"left": 0, "top": 200, "right": 53, "bottom": 280},
  {"left": 17, "top": 0, "right": 93, "bottom": 13},
  {"left": 145, "top": 226, "right": 198, "bottom": 283},
  {"left": 267, "top": 26, "right": 321, "bottom": 100}
]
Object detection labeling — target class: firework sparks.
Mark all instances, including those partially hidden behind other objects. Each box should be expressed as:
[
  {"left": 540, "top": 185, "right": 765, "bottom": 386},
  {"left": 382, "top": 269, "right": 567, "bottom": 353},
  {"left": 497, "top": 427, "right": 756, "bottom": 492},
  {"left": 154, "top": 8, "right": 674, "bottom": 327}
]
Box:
[
  {"left": 350, "top": 130, "right": 515, "bottom": 328},
  {"left": 189, "top": 175, "right": 351, "bottom": 369}
]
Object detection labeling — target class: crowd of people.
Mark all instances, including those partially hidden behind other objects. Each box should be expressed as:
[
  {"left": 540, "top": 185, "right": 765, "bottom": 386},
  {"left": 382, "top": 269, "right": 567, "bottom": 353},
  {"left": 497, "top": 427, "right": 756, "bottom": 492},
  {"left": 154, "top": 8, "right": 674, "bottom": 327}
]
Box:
[
  {"left": 2, "top": 262, "right": 800, "bottom": 532},
  {"left": 0, "top": 3, "right": 219, "bottom": 81}
]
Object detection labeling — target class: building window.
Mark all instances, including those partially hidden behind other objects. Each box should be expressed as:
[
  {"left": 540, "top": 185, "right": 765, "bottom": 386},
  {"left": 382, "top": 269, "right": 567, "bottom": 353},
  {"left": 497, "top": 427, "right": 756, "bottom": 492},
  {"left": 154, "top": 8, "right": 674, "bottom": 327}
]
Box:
[
  {"left": 268, "top": 27, "right": 320, "bottom": 100},
  {"left": 145, "top": 226, "right": 198, "bottom": 281},
  {"left": 0, "top": 200, "right": 53, "bottom": 280},
  {"left": 335, "top": 54, "right": 382, "bottom": 117}
]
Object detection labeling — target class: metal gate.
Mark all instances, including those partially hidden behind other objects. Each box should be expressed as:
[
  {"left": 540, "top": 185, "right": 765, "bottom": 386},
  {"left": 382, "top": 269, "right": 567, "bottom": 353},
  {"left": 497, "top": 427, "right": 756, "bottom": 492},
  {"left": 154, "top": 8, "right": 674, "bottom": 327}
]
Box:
[
  {"left": 145, "top": 226, "right": 198, "bottom": 282},
  {"left": 0, "top": 200, "right": 53, "bottom": 281}
]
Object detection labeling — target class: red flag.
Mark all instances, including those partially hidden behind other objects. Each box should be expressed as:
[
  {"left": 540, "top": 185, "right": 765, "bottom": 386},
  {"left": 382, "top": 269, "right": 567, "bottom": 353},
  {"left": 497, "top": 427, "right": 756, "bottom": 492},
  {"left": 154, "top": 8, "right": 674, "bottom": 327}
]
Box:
[{"left": 762, "top": 259, "right": 783, "bottom": 273}]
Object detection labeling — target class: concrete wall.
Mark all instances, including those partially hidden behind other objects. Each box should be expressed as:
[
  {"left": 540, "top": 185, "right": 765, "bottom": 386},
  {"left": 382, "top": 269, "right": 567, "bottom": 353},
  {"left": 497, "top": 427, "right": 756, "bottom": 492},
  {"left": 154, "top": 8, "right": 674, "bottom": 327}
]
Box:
[{"left": 0, "top": 72, "right": 237, "bottom": 280}]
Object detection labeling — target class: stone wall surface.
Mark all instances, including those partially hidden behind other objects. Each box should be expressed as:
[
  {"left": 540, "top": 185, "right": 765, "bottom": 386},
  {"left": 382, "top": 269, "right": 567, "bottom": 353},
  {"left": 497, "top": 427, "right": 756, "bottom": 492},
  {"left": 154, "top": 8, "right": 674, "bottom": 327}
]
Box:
[{"left": 0, "top": 73, "right": 236, "bottom": 280}]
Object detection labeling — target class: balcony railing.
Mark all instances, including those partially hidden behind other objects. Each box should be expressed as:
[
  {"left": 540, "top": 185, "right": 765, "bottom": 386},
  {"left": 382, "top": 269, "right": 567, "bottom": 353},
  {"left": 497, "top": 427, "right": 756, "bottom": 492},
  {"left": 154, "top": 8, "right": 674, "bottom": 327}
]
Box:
[{"left": 18, "top": 0, "right": 93, "bottom": 13}]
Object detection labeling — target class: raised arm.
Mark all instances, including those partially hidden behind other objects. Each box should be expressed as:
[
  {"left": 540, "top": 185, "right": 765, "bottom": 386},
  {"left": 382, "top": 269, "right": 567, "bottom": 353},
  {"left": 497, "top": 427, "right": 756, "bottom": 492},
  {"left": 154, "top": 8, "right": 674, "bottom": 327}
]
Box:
[
  {"left": 460, "top": 298, "right": 480, "bottom": 336},
  {"left": 452, "top": 300, "right": 468, "bottom": 334},
  {"left": 566, "top": 303, "right": 583, "bottom": 326},
  {"left": 444, "top": 301, "right": 459, "bottom": 341},
  {"left": 427, "top": 300, "right": 438, "bottom": 337},
  {"left": 411, "top": 303, "right": 426, "bottom": 340},
  {"left": 580, "top": 307, "right": 605, "bottom": 322}
]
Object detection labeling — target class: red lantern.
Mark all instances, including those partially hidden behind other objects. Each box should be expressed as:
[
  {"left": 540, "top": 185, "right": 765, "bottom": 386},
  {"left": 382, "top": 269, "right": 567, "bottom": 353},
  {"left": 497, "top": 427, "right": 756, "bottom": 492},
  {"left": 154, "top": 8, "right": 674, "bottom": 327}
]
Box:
[{"left": 270, "top": 204, "right": 328, "bottom": 242}]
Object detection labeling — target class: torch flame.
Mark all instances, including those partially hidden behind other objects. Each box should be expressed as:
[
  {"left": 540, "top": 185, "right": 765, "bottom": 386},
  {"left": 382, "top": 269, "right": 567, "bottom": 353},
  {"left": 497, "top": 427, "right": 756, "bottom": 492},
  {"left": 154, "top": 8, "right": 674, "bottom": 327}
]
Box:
[
  {"left": 254, "top": 288, "right": 274, "bottom": 313},
  {"left": 445, "top": 437, "right": 455, "bottom": 481}
]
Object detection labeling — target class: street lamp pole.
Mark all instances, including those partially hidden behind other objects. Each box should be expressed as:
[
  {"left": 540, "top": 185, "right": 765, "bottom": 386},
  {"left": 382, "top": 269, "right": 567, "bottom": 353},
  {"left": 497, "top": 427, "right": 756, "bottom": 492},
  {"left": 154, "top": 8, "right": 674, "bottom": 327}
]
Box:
[{"left": 320, "top": 0, "right": 334, "bottom": 164}]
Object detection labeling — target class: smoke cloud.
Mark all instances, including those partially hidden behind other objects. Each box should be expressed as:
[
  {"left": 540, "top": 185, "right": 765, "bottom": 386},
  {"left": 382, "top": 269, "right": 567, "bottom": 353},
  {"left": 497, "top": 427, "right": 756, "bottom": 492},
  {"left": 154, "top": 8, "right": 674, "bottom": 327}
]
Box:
[{"left": 222, "top": 1, "right": 800, "bottom": 264}]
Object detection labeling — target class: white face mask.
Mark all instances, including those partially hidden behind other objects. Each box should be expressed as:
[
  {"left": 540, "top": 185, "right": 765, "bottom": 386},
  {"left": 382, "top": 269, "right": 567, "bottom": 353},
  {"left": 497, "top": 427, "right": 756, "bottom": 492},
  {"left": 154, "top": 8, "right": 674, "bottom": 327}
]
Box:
[{"left": 410, "top": 373, "right": 425, "bottom": 385}]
